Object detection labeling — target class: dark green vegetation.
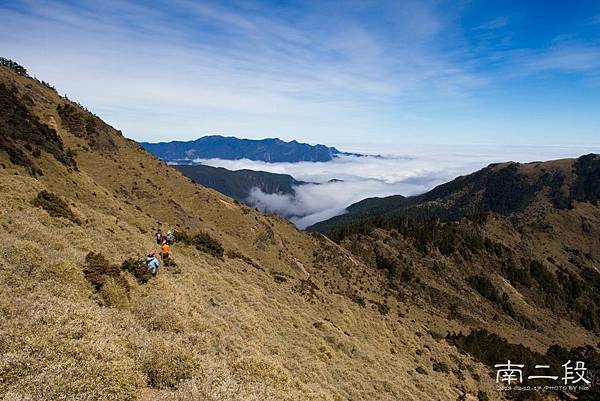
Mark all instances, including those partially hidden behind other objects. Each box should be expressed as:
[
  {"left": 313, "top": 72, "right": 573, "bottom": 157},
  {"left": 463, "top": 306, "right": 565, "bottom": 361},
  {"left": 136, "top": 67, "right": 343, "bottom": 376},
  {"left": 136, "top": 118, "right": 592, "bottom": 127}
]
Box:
[
  {"left": 175, "top": 163, "right": 308, "bottom": 202},
  {"left": 467, "top": 274, "right": 535, "bottom": 330},
  {"left": 0, "top": 57, "right": 27, "bottom": 77},
  {"left": 448, "top": 329, "right": 599, "bottom": 400},
  {"left": 0, "top": 57, "right": 55, "bottom": 90},
  {"left": 225, "top": 249, "right": 262, "bottom": 270},
  {"left": 0, "top": 80, "right": 75, "bottom": 175},
  {"left": 141, "top": 135, "right": 364, "bottom": 163},
  {"left": 83, "top": 252, "right": 131, "bottom": 308},
  {"left": 326, "top": 199, "right": 600, "bottom": 333},
  {"left": 83, "top": 252, "right": 126, "bottom": 291},
  {"left": 173, "top": 229, "right": 224, "bottom": 258},
  {"left": 121, "top": 258, "right": 153, "bottom": 284},
  {"left": 328, "top": 215, "right": 486, "bottom": 256},
  {"left": 309, "top": 155, "right": 600, "bottom": 232},
  {"left": 56, "top": 102, "right": 117, "bottom": 154},
  {"left": 32, "top": 190, "right": 81, "bottom": 224},
  {"left": 568, "top": 154, "right": 600, "bottom": 206}
]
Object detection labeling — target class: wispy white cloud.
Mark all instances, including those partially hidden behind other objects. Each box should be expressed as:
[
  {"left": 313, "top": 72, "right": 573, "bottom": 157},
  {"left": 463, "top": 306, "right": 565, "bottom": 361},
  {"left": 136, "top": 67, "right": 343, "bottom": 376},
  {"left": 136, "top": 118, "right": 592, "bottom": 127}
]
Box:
[
  {"left": 473, "top": 16, "right": 509, "bottom": 30},
  {"left": 1, "top": 1, "right": 599, "bottom": 145},
  {"left": 0, "top": 0, "right": 487, "bottom": 143}
]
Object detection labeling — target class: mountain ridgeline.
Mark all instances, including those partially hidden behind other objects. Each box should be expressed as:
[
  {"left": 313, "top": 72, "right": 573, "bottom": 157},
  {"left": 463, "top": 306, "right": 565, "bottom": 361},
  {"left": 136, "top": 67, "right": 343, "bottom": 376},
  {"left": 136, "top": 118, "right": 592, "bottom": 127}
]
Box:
[
  {"left": 309, "top": 156, "right": 600, "bottom": 233},
  {"left": 141, "top": 135, "right": 363, "bottom": 163},
  {"left": 174, "top": 163, "right": 308, "bottom": 202}
]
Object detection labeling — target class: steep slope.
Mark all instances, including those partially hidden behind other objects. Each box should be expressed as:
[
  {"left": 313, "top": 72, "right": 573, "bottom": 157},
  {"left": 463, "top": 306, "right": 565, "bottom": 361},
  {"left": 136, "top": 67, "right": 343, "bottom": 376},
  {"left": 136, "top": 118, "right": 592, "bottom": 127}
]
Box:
[
  {"left": 174, "top": 164, "right": 308, "bottom": 202},
  {"left": 309, "top": 156, "right": 600, "bottom": 232},
  {"left": 0, "top": 64, "right": 510, "bottom": 400},
  {"left": 308, "top": 156, "right": 600, "bottom": 399},
  {"left": 141, "top": 135, "right": 363, "bottom": 163}
]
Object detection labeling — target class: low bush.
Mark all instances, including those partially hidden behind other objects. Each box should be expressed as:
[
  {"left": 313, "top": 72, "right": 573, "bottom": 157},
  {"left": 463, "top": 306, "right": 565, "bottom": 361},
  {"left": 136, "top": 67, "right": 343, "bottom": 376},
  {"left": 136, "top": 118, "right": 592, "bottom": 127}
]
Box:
[
  {"left": 83, "top": 252, "right": 121, "bottom": 290},
  {"left": 173, "top": 229, "right": 192, "bottom": 245},
  {"left": 529, "top": 260, "right": 559, "bottom": 294},
  {"left": 32, "top": 190, "right": 81, "bottom": 224},
  {"left": 1, "top": 82, "right": 76, "bottom": 174},
  {"left": 121, "top": 258, "right": 152, "bottom": 284},
  {"left": 83, "top": 252, "right": 129, "bottom": 306},
  {"left": 432, "top": 361, "right": 450, "bottom": 373},
  {"left": 192, "top": 231, "right": 224, "bottom": 258},
  {"left": 375, "top": 250, "right": 398, "bottom": 276},
  {"left": 226, "top": 249, "right": 261, "bottom": 269},
  {"left": 173, "top": 229, "right": 224, "bottom": 258},
  {"left": 467, "top": 275, "right": 501, "bottom": 304}
]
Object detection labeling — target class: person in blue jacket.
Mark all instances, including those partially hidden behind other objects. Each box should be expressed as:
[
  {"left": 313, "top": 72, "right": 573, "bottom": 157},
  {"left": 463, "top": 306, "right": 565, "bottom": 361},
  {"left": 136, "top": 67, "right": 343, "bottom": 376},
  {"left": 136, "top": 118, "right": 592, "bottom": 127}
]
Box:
[{"left": 146, "top": 250, "right": 160, "bottom": 276}]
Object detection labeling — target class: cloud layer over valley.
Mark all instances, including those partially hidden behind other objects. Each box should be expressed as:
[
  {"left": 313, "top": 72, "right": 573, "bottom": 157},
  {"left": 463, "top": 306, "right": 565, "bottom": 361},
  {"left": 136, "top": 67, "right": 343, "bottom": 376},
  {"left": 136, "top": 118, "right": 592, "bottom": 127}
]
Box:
[{"left": 197, "top": 144, "right": 600, "bottom": 228}]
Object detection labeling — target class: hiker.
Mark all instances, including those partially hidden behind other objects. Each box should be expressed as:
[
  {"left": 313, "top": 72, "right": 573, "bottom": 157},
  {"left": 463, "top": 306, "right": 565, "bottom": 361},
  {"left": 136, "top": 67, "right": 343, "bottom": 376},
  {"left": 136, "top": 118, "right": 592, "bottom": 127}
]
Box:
[
  {"left": 161, "top": 240, "right": 170, "bottom": 261},
  {"left": 166, "top": 230, "right": 174, "bottom": 245},
  {"left": 146, "top": 251, "right": 160, "bottom": 276},
  {"left": 155, "top": 229, "right": 162, "bottom": 245},
  {"left": 161, "top": 232, "right": 168, "bottom": 244}
]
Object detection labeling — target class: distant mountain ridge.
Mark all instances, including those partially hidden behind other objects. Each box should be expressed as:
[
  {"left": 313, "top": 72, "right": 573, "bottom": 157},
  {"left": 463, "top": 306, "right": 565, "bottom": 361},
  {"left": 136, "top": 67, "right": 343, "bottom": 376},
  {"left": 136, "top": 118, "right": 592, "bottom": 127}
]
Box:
[
  {"left": 141, "top": 135, "right": 364, "bottom": 163},
  {"left": 174, "top": 164, "right": 308, "bottom": 202}
]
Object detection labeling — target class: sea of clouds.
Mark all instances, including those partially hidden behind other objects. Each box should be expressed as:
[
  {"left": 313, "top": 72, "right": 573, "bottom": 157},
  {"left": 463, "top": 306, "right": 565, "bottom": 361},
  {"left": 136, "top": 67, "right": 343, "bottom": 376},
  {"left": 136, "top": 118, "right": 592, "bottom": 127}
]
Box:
[{"left": 195, "top": 144, "right": 600, "bottom": 228}]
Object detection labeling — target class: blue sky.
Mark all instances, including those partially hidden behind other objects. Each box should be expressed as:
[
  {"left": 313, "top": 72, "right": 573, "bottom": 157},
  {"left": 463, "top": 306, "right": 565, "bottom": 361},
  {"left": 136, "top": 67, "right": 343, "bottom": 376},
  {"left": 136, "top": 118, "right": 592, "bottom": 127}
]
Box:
[{"left": 1, "top": 0, "right": 599, "bottom": 147}]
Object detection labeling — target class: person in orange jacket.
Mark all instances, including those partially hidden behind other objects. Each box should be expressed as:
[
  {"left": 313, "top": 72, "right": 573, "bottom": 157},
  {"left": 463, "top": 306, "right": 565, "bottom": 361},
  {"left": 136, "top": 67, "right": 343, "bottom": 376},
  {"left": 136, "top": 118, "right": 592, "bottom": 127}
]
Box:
[{"left": 161, "top": 240, "right": 170, "bottom": 261}]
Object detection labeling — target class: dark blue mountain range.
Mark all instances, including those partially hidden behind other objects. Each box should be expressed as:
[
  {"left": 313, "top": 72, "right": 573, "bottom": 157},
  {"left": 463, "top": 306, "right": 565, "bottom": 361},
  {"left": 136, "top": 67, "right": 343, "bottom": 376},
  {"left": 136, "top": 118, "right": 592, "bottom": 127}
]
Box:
[{"left": 140, "top": 135, "right": 364, "bottom": 163}]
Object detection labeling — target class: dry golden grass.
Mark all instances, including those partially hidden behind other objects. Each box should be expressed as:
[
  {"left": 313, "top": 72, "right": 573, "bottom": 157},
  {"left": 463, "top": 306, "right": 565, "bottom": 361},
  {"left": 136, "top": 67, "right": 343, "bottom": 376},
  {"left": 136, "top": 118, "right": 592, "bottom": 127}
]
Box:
[{"left": 0, "top": 162, "right": 504, "bottom": 400}]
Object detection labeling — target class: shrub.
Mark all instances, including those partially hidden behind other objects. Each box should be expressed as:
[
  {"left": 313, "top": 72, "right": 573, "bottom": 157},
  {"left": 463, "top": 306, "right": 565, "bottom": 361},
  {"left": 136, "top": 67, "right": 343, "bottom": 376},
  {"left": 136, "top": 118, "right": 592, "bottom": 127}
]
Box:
[
  {"left": 467, "top": 275, "right": 501, "bottom": 304},
  {"left": 173, "top": 228, "right": 224, "bottom": 259},
  {"left": 83, "top": 252, "right": 120, "bottom": 290},
  {"left": 503, "top": 259, "right": 532, "bottom": 287},
  {"left": 375, "top": 250, "right": 398, "bottom": 276},
  {"left": 580, "top": 308, "right": 600, "bottom": 332},
  {"left": 121, "top": 258, "right": 152, "bottom": 284},
  {"left": 467, "top": 274, "right": 531, "bottom": 326},
  {"left": 32, "top": 190, "right": 81, "bottom": 224},
  {"left": 65, "top": 147, "right": 77, "bottom": 158},
  {"left": 400, "top": 266, "right": 415, "bottom": 283},
  {"left": 173, "top": 229, "right": 193, "bottom": 245},
  {"left": 83, "top": 252, "right": 129, "bottom": 306},
  {"left": 192, "top": 231, "right": 224, "bottom": 258},
  {"left": 225, "top": 249, "right": 262, "bottom": 270},
  {"left": 530, "top": 260, "right": 559, "bottom": 294},
  {"left": 0, "top": 57, "right": 28, "bottom": 76},
  {"left": 432, "top": 361, "right": 450, "bottom": 373},
  {"left": 162, "top": 257, "right": 177, "bottom": 268}
]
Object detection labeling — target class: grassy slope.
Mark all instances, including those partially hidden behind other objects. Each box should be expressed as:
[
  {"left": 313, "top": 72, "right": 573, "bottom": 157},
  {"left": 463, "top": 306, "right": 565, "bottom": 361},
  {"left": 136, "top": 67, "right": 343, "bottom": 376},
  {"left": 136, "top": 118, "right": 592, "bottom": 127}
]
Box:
[{"left": 0, "top": 66, "right": 503, "bottom": 400}]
